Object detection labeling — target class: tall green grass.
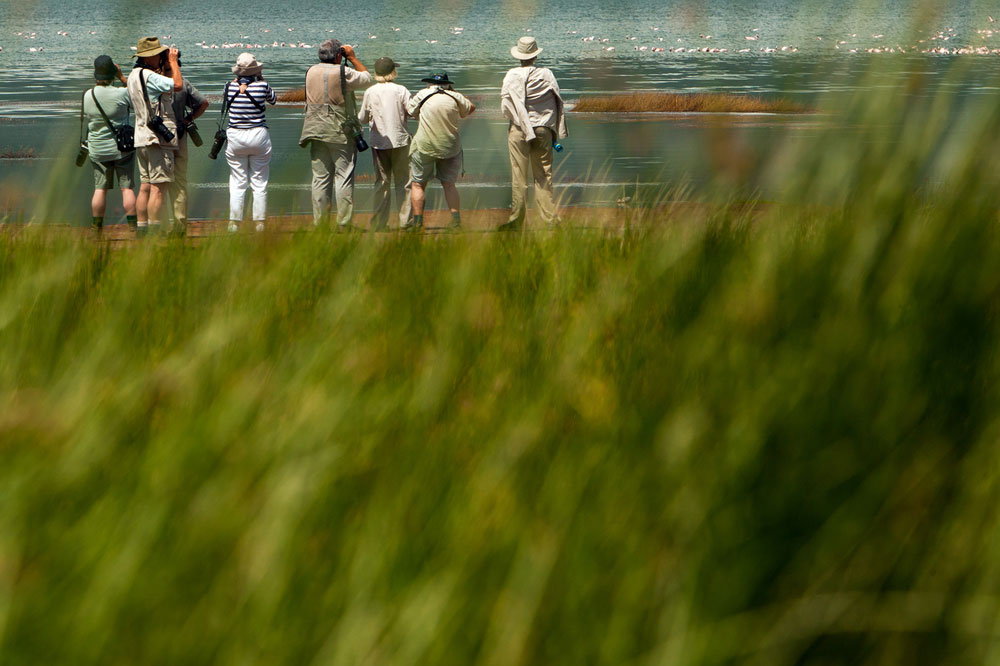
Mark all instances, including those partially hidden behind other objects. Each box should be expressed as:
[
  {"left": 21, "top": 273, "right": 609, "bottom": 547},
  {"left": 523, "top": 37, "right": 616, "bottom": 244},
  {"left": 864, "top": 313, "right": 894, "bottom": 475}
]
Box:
[{"left": 4, "top": 36, "right": 1000, "bottom": 666}]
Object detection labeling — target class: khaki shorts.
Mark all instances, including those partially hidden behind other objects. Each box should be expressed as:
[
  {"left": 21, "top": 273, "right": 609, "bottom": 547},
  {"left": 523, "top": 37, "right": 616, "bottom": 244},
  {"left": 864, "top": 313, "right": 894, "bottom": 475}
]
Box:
[
  {"left": 410, "top": 150, "right": 462, "bottom": 184},
  {"left": 91, "top": 152, "right": 135, "bottom": 190},
  {"left": 136, "top": 145, "right": 175, "bottom": 184}
]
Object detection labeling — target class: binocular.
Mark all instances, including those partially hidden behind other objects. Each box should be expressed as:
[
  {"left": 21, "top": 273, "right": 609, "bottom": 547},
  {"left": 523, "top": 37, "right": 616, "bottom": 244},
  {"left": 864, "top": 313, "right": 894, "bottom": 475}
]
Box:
[
  {"left": 208, "top": 128, "right": 227, "bottom": 160},
  {"left": 185, "top": 122, "right": 203, "bottom": 147},
  {"left": 75, "top": 143, "right": 89, "bottom": 167}
]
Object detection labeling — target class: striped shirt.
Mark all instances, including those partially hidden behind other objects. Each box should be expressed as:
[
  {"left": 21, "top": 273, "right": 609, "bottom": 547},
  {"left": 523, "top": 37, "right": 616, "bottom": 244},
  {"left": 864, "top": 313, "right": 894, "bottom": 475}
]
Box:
[{"left": 224, "top": 80, "right": 276, "bottom": 129}]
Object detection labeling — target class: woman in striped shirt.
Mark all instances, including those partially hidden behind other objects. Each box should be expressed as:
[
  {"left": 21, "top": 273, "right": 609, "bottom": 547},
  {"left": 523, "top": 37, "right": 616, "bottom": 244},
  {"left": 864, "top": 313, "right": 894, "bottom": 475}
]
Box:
[{"left": 224, "top": 53, "right": 277, "bottom": 232}]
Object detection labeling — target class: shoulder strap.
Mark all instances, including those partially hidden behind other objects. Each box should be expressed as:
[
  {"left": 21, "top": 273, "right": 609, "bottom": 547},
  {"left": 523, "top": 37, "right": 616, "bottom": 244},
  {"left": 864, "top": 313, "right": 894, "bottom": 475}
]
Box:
[
  {"left": 79, "top": 90, "right": 87, "bottom": 145},
  {"left": 416, "top": 89, "right": 458, "bottom": 115},
  {"left": 220, "top": 82, "right": 235, "bottom": 129},
  {"left": 341, "top": 62, "right": 357, "bottom": 116},
  {"left": 90, "top": 89, "right": 118, "bottom": 135}
]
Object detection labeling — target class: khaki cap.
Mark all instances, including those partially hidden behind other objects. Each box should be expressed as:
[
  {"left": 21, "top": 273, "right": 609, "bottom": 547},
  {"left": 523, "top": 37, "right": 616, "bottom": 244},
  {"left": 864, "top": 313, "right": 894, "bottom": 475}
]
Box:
[{"left": 133, "top": 36, "right": 167, "bottom": 59}]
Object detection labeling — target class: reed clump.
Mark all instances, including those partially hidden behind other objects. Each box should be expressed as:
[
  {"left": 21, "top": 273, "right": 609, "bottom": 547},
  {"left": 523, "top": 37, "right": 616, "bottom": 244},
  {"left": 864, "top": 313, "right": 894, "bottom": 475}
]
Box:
[{"left": 573, "top": 91, "right": 811, "bottom": 113}]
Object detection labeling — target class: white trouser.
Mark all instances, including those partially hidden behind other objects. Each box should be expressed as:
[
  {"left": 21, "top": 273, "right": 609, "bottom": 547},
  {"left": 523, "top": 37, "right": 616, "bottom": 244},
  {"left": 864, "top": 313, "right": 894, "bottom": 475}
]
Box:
[{"left": 225, "top": 126, "right": 272, "bottom": 222}]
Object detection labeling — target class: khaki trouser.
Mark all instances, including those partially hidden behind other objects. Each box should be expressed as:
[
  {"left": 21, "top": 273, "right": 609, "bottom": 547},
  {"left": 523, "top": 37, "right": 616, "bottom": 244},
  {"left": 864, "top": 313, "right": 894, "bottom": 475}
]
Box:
[
  {"left": 507, "top": 125, "right": 557, "bottom": 225},
  {"left": 168, "top": 138, "right": 189, "bottom": 229},
  {"left": 310, "top": 140, "right": 357, "bottom": 227},
  {"left": 372, "top": 146, "right": 412, "bottom": 230}
]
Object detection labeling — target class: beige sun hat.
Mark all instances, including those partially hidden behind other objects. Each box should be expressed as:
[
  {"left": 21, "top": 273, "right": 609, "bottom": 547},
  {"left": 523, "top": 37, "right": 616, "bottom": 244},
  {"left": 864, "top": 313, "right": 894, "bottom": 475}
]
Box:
[
  {"left": 232, "top": 52, "right": 264, "bottom": 76},
  {"left": 511, "top": 36, "right": 542, "bottom": 60},
  {"left": 133, "top": 36, "right": 167, "bottom": 59}
]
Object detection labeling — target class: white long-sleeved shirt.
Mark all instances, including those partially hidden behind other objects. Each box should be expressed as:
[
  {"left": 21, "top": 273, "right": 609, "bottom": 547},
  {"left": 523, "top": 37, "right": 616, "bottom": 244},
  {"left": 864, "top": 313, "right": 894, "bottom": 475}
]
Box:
[
  {"left": 358, "top": 81, "right": 411, "bottom": 150},
  {"left": 501, "top": 66, "right": 567, "bottom": 141}
]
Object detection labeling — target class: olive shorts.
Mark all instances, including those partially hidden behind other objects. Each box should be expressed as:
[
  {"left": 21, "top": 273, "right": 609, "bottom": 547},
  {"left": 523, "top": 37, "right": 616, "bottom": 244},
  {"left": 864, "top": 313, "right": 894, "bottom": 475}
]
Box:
[
  {"left": 91, "top": 152, "right": 136, "bottom": 190},
  {"left": 136, "top": 145, "right": 175, "bottom": 184},
  {"left": 409, "top": 149, "right": 462, "bottom": 185}
]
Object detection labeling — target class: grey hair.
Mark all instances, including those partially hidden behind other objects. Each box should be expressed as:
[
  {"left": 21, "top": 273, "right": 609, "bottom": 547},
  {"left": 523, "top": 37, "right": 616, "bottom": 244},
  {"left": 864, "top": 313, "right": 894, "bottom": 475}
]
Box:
[
  {"left": 374, "top": 70, "right": 398, "bottom": 83},
  {"left": 318, "top": 39, "right": 343, "bottom": 63}
]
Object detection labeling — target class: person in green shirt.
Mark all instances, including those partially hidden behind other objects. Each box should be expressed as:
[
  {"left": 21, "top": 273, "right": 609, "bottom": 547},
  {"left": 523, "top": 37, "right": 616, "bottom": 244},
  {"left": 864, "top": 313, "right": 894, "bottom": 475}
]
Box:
[{"left": 83, "top": 55, "right": 137, "bottom": 231}]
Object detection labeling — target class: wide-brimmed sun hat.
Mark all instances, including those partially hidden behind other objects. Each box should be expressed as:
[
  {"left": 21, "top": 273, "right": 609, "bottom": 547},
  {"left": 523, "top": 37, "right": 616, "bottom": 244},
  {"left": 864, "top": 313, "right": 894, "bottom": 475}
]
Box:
[
  {"left": 421, "top": 72, "right": 453, "bottom": 85},
  {"left": 374, "top": 57, "right": 397, "bottom": 76},
  {"left": 94, "top": 54, "right": 117, "bottom": 80},
  {"left": 511, "top": 36, "right": 542, "bottom": 60},
  {"left": 132, "top": 36, "right": 167, "bottom": 59},
  {"left": 232, "top": 52, "right": 264, "bottom": 76}
]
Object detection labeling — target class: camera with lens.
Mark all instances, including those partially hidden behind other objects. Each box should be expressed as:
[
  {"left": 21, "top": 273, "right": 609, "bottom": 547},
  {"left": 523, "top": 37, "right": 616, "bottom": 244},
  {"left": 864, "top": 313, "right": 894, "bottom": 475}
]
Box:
[
  {"left": 148, "top": 114, "right": 175, "bottom": 143},
  {"left": 208, "top": 128, "right": 227, "bottom": 160},
  {"left": 75, "top": 142, "right": 89, "bottom": 167},
  {"left": 185, "top": 122, "right": 203, "bottom": 147},
  {"left": 341, "top": 117, "right": 369, "bottom": 152}
]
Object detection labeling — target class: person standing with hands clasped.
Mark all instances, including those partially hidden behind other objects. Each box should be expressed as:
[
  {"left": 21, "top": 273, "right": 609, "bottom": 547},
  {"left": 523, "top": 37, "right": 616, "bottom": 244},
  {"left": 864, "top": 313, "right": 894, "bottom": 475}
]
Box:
[
  {"left": 299, "top": 39, "right": 373, "bottom": 231},
  {"left": 126, "top": 37, "right": 182, "bottom": 237},
  {"left": 499, "top": 36, "right": 567, "bottom": 231},
  {"left": 358, "top": 57, "right": 413, "bottom": 230},
  {"left": 405, "top": 73, "right": 475, "bottom": 231},
  {"left": 223, "top": 53, "right": 277, "bottom": 233},
  {"left": 82, "top": 55, "right": 136, "bottom": 232}
]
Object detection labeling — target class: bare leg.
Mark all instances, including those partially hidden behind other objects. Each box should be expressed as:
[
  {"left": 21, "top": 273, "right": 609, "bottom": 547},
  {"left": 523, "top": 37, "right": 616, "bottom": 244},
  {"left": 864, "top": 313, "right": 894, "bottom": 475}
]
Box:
[
  {"left": 121, "top": 188, "right": 136, "bottom": 217},
  {"left": 91, "top": 189, "right": 107, "bottom": 217},
  {"left": 411, "top": 181, "right": 426, "bottom": 216},
  {"left": 148, "top": 183, "right": 168, "bottom": 225},
  {"left": 442, "top": 181, "right": 460, "bottom": 214},
  {"left": 137, "top": 183, "right": 151, "bottom": 223}
]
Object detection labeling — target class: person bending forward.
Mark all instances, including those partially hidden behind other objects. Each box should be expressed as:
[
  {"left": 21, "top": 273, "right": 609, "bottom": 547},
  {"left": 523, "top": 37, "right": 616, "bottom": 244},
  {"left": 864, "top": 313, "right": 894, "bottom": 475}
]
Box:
[{"left": 405, "top": 73, "right": 475, "bottom": 230}]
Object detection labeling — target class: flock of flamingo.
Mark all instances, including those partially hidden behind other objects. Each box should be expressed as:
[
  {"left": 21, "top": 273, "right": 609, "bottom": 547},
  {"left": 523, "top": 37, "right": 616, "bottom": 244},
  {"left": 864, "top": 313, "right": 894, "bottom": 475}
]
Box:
[{"left": 3, "top": 18, "right": 1000, "bottom": 58}]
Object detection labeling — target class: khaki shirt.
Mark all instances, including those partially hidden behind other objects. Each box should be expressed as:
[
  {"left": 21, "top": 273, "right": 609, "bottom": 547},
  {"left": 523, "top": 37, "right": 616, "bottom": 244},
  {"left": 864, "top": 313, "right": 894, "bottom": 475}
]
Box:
[
  {"left": 501, "top": 66, "right": 568, "bottom": 141},
  {"left": 299, "top": 63, "right": 373, "bottom": 146},
  {"left": 406, "top": 85, "right": 474, "bottom": 160},
  {"left": 127, "top": 67, "right": 179, "bottom": 150}
]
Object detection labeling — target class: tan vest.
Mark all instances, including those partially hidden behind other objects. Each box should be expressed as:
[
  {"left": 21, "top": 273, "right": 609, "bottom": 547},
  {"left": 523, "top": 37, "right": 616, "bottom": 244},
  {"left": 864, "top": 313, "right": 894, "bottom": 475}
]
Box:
[
  {"left": 127, "top": 68, "right": 179, "bottom": 150},
  {"left": 299, "top": 63, "right": 349, "bottom": 146}
]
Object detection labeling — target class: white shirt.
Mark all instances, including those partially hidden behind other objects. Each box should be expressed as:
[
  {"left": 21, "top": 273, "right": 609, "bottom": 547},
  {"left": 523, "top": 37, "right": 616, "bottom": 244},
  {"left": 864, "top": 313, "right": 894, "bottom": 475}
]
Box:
[
  {"left": 359, "top": 81, "right": 411, "bottom": 150},
  {"left": 501, "top": 66, "right": 567, "bottom": 141}
]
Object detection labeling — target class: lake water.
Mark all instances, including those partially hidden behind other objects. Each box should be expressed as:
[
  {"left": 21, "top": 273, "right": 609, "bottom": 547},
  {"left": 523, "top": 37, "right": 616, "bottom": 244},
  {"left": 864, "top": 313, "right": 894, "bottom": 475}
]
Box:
[{"left": 2, "top": 0, "right": 998, "bottom": 223}]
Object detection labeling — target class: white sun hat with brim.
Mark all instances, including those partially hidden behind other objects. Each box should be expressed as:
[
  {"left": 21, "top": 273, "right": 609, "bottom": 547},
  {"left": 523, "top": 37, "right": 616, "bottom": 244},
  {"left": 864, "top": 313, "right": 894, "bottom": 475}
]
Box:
[
  {"left": 511, "top": 36, "right": 543, "bottom": 59},
  {"left": 232, "top": 52, "right": 264, "bottom": 76}
]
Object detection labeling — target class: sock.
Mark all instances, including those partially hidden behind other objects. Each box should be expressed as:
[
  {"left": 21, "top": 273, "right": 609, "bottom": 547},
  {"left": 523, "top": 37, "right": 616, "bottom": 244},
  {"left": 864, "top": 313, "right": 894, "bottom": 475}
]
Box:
[
  {"left": 92, "top": 216, "right": 103, "bottom": 229},
  {"left": 126, "top": 215, "right": 137, "bottom": 227},
  {"left": 413, "top": 214, "right": 423, "bottom": 225},
  {"left": 451, "top": 212, "right": 461, "bottom": 223},
  {"left": 137, "top": 220, "right": 148, "bottom": 228}
]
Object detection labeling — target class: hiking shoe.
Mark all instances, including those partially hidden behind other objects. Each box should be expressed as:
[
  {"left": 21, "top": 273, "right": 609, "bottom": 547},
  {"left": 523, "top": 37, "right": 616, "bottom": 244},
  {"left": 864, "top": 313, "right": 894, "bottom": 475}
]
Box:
[
  {"left": 400, "top": 220, "right": 422, "bottom": 232},
  {"left": 255, "top": 222, "right": 265, "bottom": 233},
  {"left": 497, "top": 220, "right": 522, "bottom": 233},
  {"left": 228, "top": 222, "right": 239, "bottom": 234},
  {"left": 448, "top": 218, "right": 462, "bottom": 230},
  {"left": 337, "top": 223, "right": 355, "bottom": 234},
  {"left": 136, "top": 225, "right": 148, "bottom": 238}
]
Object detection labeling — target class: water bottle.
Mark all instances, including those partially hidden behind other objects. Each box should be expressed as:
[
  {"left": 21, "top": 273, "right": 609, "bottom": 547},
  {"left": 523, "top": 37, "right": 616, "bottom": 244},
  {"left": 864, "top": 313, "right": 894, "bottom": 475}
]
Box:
[{"left": 553, "top": 142, "right": 563, "bottom": 153}]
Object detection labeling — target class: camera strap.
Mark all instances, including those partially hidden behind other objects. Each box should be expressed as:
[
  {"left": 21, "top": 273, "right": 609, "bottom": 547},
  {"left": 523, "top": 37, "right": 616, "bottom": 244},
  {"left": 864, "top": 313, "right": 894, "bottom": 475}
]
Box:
[
  {"left": 341, "top": 61, "right": 362, "bottom": 127},
  {"left": 415, "top": 89, "right": 460, "bottom": 115},
  {"left": 79, "top": 90, "right": 88, "bottom": 146},
  {"left": 90, "top": 89, "right": 121, "bottom": 138}
]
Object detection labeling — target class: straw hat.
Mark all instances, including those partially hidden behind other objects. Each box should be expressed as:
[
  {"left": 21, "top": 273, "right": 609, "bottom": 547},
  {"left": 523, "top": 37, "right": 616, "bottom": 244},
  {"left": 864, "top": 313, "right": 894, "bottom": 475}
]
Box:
[
  {"left": 133, "top": 36, "right": 167, "bottom": 59},
  {"left": 511, "top": 36, "right": 542, "bottom": 60},
  {"left": 232, "top": 52, "right": 264, "bottom": 76}
]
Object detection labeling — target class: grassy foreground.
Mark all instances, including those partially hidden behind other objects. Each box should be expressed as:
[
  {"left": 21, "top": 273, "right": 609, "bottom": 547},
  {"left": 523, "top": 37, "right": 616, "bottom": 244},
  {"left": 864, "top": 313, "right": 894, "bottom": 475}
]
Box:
[
  {"left": 2, "top": 193, "right": 1000, "bottom": 665},
  {"left": 5, "top": 55, "right": 1000, "bottom": 666}
]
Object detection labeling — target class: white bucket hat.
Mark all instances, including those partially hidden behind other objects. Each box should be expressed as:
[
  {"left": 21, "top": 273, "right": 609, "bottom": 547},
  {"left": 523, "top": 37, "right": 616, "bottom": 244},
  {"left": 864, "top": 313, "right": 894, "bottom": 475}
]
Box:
[
  {"left": 232, "top": 52, "right": 263, "bottom": 76},
  {"left": 511, "top": 36, "right": 542, "bottom": 60}
]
